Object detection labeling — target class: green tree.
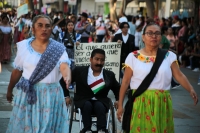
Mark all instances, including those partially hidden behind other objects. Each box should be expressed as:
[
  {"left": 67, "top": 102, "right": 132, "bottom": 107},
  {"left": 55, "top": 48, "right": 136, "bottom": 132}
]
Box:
[
  {"left": 59, "top": 0, "right": 64, "bottom": 11},
  {"left": 109, "top": 0, "right": 117, "bottom": 21},
  {"left": 145, "top": 0, "right": 155, "bottom": 18},
  {"left": 39, "top": 0, "right": 43, "bottom": 11},
  {"left": 110, "top": 0, "right": 156, "bottom": 21}
]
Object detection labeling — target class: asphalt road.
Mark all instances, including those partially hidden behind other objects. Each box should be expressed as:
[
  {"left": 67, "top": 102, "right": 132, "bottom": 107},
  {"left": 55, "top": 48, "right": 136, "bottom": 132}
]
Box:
[{"left": 0, "top": 62, "right": 200, "bottom": 133}]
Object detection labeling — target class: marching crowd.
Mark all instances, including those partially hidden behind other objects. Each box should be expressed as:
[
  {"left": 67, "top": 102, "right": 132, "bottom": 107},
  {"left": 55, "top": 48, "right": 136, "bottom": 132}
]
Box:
[
  {"left": 0, "top": 8, "right": 199, "bottom": 133},
  {"left": 0, "top": 9, "right": 200, "bottom": 85}
]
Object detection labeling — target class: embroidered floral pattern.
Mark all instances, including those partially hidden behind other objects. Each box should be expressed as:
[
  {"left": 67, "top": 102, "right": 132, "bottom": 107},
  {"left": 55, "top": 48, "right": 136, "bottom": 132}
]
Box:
[{"left": 133, "top": 50, "right": 169, "bottom": 63}]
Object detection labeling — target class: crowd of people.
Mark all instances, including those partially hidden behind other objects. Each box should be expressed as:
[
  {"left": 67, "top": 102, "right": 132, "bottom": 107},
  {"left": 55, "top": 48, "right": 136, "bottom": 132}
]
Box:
[
  {"left": 0, "top": 8, "right": 199, "bottom": 133},
  {"left": 0, "top": 9, "right": 200, "bottom": 84}
]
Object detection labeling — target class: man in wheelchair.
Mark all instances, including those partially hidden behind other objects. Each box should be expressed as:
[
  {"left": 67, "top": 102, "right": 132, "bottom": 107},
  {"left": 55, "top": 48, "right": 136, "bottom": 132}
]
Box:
[{"left": 62, "top": 49, "right": 120, "bottom": 133}]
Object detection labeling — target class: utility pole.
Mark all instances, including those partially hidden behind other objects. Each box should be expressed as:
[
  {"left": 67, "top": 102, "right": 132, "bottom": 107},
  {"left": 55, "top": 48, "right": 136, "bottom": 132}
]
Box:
[
  {"left": 59, "top": 0, "right": 64, "bottom": 11},
  {"left": 156, "top": 0, "right": 159, "bottom": 16}
]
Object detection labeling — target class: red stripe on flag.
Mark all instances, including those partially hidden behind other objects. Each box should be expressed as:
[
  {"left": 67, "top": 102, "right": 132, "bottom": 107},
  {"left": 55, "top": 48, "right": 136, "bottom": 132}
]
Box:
[{"left": 89, "top": 78, "right": 104, "bottom": 88}]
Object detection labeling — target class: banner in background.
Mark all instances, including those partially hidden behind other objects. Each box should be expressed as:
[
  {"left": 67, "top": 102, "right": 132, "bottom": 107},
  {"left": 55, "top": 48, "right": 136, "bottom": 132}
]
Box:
[
  {"left": 74, "top": 43, "right": 121, "bottom": 82},
  {"left": 17, "top": 3, "right": 28, "bottom": 18}
]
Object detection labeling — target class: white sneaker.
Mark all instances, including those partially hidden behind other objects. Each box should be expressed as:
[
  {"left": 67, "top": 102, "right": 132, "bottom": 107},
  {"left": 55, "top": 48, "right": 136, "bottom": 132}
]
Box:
[
  {"left": 85, "top": 131, "right": 92, "bottom": 133},
  {"left": 171, "top": 85, "right": 181, "bottom": 89},
  {"left": 98, "top": 131, "right": 105, "bottom": 133},
  {"left": 186, "top": 66, "right": 191, "bottom": 69},
  {"left": 193, "top": 68, "right": 200, "bottom": 72}
]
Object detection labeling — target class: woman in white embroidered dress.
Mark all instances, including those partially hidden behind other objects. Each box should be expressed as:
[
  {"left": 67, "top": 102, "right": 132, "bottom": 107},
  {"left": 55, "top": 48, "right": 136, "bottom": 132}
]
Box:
[
  {"left": 6, "top": 15, "right": 71, "bottom": 133},
  {"left": 117, "top": 23, "right": 198, "bottom": 133},
  {"left": 0, "top": 15, "right": 12, "bottom": 63}
]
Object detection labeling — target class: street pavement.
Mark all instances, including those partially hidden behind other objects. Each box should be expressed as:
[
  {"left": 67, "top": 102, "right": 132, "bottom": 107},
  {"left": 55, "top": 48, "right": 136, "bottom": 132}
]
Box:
[{"left": 0, "top": 59, "right": 200, "bottom": 133}]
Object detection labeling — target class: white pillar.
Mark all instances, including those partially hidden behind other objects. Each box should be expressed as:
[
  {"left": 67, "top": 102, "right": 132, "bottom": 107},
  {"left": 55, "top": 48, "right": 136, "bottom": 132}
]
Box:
[{"left": 165, "top": 0, "right": 171, "bottom": 18}]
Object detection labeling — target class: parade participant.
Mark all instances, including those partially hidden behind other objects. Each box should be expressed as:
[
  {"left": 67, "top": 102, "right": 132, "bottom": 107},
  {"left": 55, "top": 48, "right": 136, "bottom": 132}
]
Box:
[
  {"left": 63, "top": 49, "right": 120, "bottom": 133},
  {"left": 0, "top": 15, "right": 12, "bottom": 63},
  {"left": 75, "top": 12, "right": 95, "bottom": 43},
  {"left": 117, "top": 23, "right": 198, "bottom": 133},
  {"left": 6, "top": 15, "right": 71, "bottom": 132},
  {"left": 95, "top": 17, "right": 106, "bottom": 42},
  {"left": 112, "top": 22, "right": 135, "bottom": 77}
]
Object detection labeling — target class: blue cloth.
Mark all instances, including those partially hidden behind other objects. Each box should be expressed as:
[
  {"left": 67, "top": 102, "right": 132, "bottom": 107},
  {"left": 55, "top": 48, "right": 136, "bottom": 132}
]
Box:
[
  {"left": 128, "top": 22, "right": 136, "bottom": 36},
  {"left": 15, "top": 37, "right": 66, "bottom": 104},
  {"left": 6, "top": 83, "right": 69, "bottom": 133}
]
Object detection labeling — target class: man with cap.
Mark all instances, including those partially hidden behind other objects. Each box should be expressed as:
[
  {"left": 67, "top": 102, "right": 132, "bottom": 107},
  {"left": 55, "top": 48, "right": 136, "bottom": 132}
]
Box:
[
  {"left": 135, "top": 15, "right": 141, "bottom": 27},
  {"left": 113, "top": 16, "right": 131, "bottom": 35},
  {"left": 172, "top": 15, "right": 181, "bottom": 27},
  {"left": 75, "top": 12, "right": 95, "bottom": 43}
]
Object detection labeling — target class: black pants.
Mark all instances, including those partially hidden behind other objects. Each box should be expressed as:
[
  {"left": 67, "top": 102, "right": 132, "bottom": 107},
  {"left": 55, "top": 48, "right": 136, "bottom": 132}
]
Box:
[
  {"left": 81, "top": 100, "right": 107, "bottom": 132},
  {"left": 81, "top": 37, "right": 89, "bottom": 43},
  {"left": 191, "top": 56, "right": 200, "bottom": 69},
  {"left": 171, "top": 78, "right": 179, "bottom": 87},
  {"left": 96, "top": 35, "right": 105, "bottom": 42}
]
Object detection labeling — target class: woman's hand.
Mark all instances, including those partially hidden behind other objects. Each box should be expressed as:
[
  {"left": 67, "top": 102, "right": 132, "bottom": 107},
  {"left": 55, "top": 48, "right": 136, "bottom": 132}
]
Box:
[
  {"left": 189, "top": 89, "right": 198, "bottom": 105},
  {"left": 64, "top": 76, "right": 71, "bottom": 89},
  {"left": 60, "top": 63, "right": 71, "bottom": 89},
  {"left": 6, "top": 90, "right": 13, "bottom": 103},
  {"left": 117, "top": 106, "right": 124, "bottom": 122}
]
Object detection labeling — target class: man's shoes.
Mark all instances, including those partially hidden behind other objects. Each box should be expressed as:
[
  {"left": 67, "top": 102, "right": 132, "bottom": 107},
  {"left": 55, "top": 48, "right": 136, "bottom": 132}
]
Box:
[
  {"left": 186, "top": 66, "right": 191, "bottom": 69},
  {"left": 98, "top": 130, "right": 106, "bottom": 133},
  {"left": 193, "top": 68, "right": 200, "bottom": 72},
  {"left": 171, "top": 84, "right": 181, "bottom": 89}
]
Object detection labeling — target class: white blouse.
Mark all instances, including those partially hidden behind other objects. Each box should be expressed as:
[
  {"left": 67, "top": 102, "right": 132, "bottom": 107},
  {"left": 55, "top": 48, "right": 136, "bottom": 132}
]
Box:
[
  {"left": 14, "top": 38, "right": 70, "bottom": 83},
  {"left": 0, "top": 26, "right": 12, "bottom": 34},
  {"left": 134, "top": 31, "right": 142, "bottom": 47},
  {"left": 125, "top": 51, "right": 177, "bottom": 90}
]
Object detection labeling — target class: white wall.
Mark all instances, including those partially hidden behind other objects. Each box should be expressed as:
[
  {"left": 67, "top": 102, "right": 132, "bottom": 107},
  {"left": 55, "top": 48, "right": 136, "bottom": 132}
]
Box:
[{"left": 81, "top": 0, "right": 95, "bottom": 14}]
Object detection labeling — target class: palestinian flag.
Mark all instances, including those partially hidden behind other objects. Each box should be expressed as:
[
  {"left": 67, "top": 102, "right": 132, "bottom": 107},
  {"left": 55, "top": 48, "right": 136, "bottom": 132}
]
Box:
[{"left": 89, "top": 78, "right": 105, "bottom": 94}]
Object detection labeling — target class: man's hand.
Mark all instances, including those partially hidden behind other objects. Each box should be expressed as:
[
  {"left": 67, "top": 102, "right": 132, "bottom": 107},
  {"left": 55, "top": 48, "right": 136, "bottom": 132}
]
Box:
[
  {"left": 117, "top": 40, "right": 122, "bottom": 44},
  {"left": 114, "top": 101, "right": 119, "bottom": 109},
  {"left": 83, "top": 24, "right": 89, "bottom": 29},
  {"left": 65, "top": 97, "right": 71, "bottom": 106},
  {"left": 76, "top": 41, "right": 80, "bottom": 46}
]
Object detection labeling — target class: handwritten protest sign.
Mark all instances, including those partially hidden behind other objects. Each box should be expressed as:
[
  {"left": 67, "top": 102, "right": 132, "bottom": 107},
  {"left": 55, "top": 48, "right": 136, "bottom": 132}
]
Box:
[
  {"left": 17, "top": 4, "right": 28, "bottom": 18},
  {"left": 75, "top": 43, "right": 121, "bottom": 82}
]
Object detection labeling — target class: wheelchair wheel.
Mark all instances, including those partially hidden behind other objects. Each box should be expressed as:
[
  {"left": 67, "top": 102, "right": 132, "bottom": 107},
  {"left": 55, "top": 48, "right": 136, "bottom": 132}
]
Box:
[
  {"left": 108, "top": 99, "right": 116, "bottom": 133},
  {"left": 69, "top": 97, "right": 74, "bottom": 133}
]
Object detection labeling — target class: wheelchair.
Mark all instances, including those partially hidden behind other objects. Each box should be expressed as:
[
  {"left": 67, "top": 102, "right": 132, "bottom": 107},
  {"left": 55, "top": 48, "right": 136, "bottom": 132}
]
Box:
[{"left": 67, "top": 97, "right": 116, "bottom": 133}]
